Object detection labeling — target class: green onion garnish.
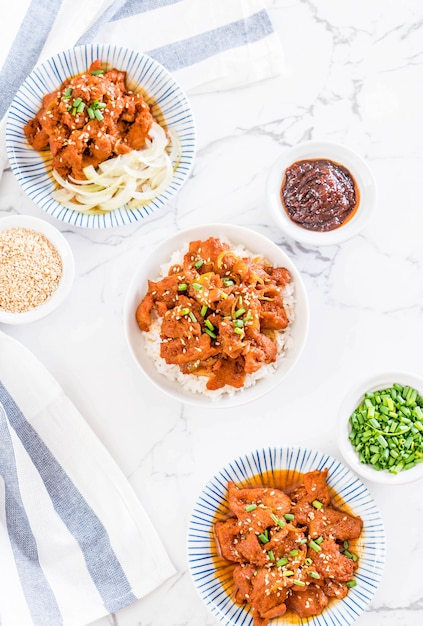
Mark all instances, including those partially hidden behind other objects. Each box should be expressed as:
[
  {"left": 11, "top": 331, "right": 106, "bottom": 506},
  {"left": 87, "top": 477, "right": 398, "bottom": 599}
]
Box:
[
  {"left": 346, "top": 580, "right": 357, "bottom": 588},
  {"left": 284, "top": 513, "right": 294, "bottom": 521},
  {"left": 63, "top": 87, "right": 72, "bottom": 99},
  {"left": 192, "top": 283, "right": 203, "bottom": 291},
  {"left": 267, "top": 550, "right": 275, "bottom": 561},
  {"left": 94, "top": 109, "right": 104, "bottom": 121},
  {"left": 220, "top": 292, "right": 228, "bottom": 299},
  {"left": 304, "top": 557, "right": 313, "bottom": 566},
  {"left": 234, "top": 308, "right": 246, "bottom": 318},
  {"left": 233, "top": 319, "right": 244, "bottom": 328},
  {"left": 289, "top": 549, "right": 299, "bottom": 556},
  {"left": 200, "top": 305, "right": 207, "bottom": 316},
  {"left": 189, "top": 311, "right": 197, "bottom": 323},
  {"left": 308, "top": 540, "right": 322, "bottom": 553},
  {"left": 204, "top": 328, "right": 217, "bottom": 339},
  {"left": 180, "top": 308, "right": 190, "bottom": 316},
  {"left": 87, "top": 106, "right": 95, "bottom": 119},
  {"left": 309, "top": 571, "right": 320, "bottom": 579},
  {"left": 293, "top": 579, "right": 305, "bottom": 586},
  {"left": 312, "top": 500, "right": 323, "bottom": 510},
  {"left": 205, "top": 319, "right": 215, "bottom": 331},
  {"left": 234, "top": 327, "right": 243, "bottom": 335},
  {"left": 91, "top": 69, "right": 105, "bottom": 75},
  {"left": 258, "top": 533, "right": 269, "bottom": 544},
  {"left": 245, "top": 503, "right": 257, "bottom": 512},
  {"left": 276, "top": 557, "right": 288, "bottom": 567},
  {"left": 283, "top": 570, "right": 294, "bottom": 577},
  {"left": 177, "top": 283, "right": 188, "bottom": 291},
  {"left": 315, "top": 536, "right": 324, "bottom": 545},
  {"left": 194, "top": 259, "right": 203, "bottom": 268},
  {"left": 76, "top": 101, "right": 85, "bottom": 114},
  {"left": 73, "top": 97, "right": 82, "bottom": 107}
]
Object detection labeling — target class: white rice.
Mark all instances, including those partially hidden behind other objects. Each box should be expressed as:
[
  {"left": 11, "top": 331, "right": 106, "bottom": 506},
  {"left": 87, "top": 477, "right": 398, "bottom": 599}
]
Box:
[{"left": 142, "top": 239, "right": 295, "bottom": 398}]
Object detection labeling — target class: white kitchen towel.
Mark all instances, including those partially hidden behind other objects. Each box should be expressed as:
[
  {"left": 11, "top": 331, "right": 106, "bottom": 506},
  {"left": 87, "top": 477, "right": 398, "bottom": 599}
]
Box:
[
  {"left": 0, "top": 330, "right": 176, "bottom": 626},
  {"left": 0, "top": 0, "right": 284, "bottom": 176}
]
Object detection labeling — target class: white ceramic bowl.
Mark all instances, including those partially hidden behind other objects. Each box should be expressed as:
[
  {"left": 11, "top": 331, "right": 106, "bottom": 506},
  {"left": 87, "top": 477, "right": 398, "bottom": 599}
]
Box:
[
  {"left": 337, "top": 372, "right": 423, "bottom": 485},
  {"left": 124, "top": 224, "right": 309, "bottom": 408},
  {"left": 5, "top": 44, "right": 196, "bottom": 229},
  {"left": 188, "top": 446, "right": 386, "bottom": 626},
  {"left": 267, "top": 141, "right": 377, "bottom": 246},
  {"left": 0, "top": 215, "right": 74, "bottom": 324}
]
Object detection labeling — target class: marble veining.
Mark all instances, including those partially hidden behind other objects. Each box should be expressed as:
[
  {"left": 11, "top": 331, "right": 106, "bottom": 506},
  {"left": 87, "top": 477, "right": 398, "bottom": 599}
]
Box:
[{"left": 1, "top": 1, "right": 423, "bottom": 625}]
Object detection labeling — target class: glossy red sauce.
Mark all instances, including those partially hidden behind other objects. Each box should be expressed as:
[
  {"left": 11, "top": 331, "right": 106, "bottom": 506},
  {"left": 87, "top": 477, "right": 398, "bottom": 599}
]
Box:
[{"left": 281, "top": 159, "right": 359, "bottom": 232}]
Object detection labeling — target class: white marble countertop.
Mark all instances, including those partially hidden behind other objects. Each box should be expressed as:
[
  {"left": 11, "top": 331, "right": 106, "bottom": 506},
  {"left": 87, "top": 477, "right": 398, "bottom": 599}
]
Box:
[{"left": 1, "top": 1, "right": 423, "bottom": 625}]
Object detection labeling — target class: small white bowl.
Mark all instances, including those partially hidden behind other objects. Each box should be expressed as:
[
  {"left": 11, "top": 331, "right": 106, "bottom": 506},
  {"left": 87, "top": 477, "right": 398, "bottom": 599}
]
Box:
[
  {"left": 124, "top": 223, "right": 309, "bottom": 407},
  {"left": 267, "top": 141, "right": 377, "bottom": 246},
  {"left": 0, "top": 215, "right": 74, "bottom": 324},
  {"left": 337, "top": 372, "right": 423, "bottom": 485}
]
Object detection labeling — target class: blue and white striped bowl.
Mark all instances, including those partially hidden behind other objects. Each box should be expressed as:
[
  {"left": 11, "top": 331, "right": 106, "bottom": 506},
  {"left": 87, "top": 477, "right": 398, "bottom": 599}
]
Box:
[
  {"left": 188, "top": 446, "right": 385, "bottom": 626},
  {"left": 5, "top": 44, "right": 196, "bottom": 229}
]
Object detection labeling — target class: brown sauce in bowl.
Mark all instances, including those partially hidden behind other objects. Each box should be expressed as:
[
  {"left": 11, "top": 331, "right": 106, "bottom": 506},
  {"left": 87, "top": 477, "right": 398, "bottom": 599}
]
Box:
[{"left": 280, "top": 159, "right": 359, "bottom": 232}]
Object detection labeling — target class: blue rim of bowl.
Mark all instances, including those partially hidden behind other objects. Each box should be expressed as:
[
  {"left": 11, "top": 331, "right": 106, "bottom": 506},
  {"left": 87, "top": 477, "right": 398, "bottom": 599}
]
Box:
[
  {"left": 187, "top": 446, "right": 386, "bottom": 626},
  {"left": 5, "top": 43, "right": 196, "bottom": 229}
]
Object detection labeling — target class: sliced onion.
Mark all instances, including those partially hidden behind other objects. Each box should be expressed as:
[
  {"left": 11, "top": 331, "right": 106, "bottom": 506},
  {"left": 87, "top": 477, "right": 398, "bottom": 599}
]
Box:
[{"left": 51, "top": 122, "right": 178, "bottom": 213}]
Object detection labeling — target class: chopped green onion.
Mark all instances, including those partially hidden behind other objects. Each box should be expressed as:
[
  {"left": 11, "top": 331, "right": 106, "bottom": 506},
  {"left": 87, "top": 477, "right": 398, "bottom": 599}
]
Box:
[
  {"left": 348, "top": 383, "right": 423, "bottom": 474},
  {"left": 188, "top": 311, "right": 197, "bottom": 323},
  {"left": 234, "top": 308, "right": 246, "bottom": 318},
  {"left": 312, "top": 500, "right": 323, "bottom": 510},
  {"left": 76, "top": 101, "right": 85, "bottom": 113},
  {"left": 200, "top": 305, "right": 207, "bottom": 316},
  {"left": 204, "top": 328, "right": 217, "bottom": 339},
  {"left": 220, "top": 292, "right": 228, "bottom": 299},
  {"left": 293, "top": 579, "right": 305, "bottom": 586},
  {"left": 222, "top": 278, "right": 234, "bottom": 286},
  {"left": 96, "top": 102, "right": 106, "bottom": 109},
  {"left": 244, "top": 313, "right": 252, "bottom": 322},
  {"left": 91, "top": 69, "right": 105, "bottom": 75},
  {"left": 205, "top": 319, "right": 215, "bottom": 331},
  {"left": 180, "top": 308, "right": 190, "bottom": 316},
  {"left": 304, "top": 557, "right": 313, "bottom": 566},
  {"left": 258, "top": 533, "right": 269, "bottom": 544},
  {"left": 87, "top": 106, "right": 95, "bottom": 119},
  {"left": 94, "top": 109, "right": 104, "bottom": 121},
  {"left": 284, "top": 513, "right": 294, "bottom": 521},
  {"left": 276, "top": 557, "right": 289, "bottom": 567},
  {"left": 192, "top": 283, "right": 203, "bottom": 291},
  {"left": 283, "top": 570, "right": 294, "bottom": 577},
  {"left": 177, "top": 283, "right": 188, "bottom": 291},
  {"left": 289, "top": 549, "right": 299, "bottom": 556},
  {"left": 270, "top": 513, "right": 285, "bottom": 528},
  {"left": 63, "top": 87, "right": 72, "bottom": 99},
  {"left": 267, "top": 550, "right": 275, "bottom": 561},
  {"left": 233, "top": 319, "right": 244, "bottom": 328},
  {"left": 73, "top": 97, "right": 82, "bottom": 107},
  {"left": 234, "top": 327, "right": 243, "bottom": 335},
  {"left": 245, "top": 504, "right": 257, "bottom": 512},
  {"left": 194, "top": 259, "right": 203, "bottom": 268},
  {"left": 315, "top": 536, "right": 324, "bottom": 545},
  {"left": 346, "top": 580, "right": 357, "bottom": 588},
  {"left": 308, "top": 540, "right": 322, "bottom": 553},
  {"left": 309, "top": 571, "right": 320, "bottom": 579}
]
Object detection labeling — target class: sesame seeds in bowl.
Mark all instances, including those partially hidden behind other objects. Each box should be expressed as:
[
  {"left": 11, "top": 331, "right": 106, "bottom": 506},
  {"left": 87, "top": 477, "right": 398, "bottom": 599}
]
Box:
[{"left": 0, "top": 215, "right": 74, "bottom": 324}]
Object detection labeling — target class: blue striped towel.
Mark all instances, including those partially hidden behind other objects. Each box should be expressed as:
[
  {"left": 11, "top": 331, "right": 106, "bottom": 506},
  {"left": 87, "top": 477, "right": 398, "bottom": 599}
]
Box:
[
  {"left": 0, "top": 0, "right": 284, "bottom": 175},
  {"left": 0, "top": 331, "right": 176, "bottom": 626}
]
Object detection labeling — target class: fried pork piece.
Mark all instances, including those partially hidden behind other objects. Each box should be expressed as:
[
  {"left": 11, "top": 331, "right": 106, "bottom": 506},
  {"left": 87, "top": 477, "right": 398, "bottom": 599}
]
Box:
[
  {"left": 247, "top": 567, "right": 290, "bottom": 624},
  {"left": 228, "top": 481, "right": 291, "bottom": 530},
  {"left": 285, "top": 584, "right": 329, "bottom": 618},
  {"left": 308, "top": 506, "right": 363, "bottom": 541},
  {"left": 311, "top": 537, "right": 357, "bottom": 581}
]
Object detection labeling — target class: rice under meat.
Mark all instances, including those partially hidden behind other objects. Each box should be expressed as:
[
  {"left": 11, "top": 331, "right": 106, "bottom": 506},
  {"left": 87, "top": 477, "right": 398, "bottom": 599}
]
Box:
[{"left": 136, "top": 237, "right": 295, "bottom": 397}]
